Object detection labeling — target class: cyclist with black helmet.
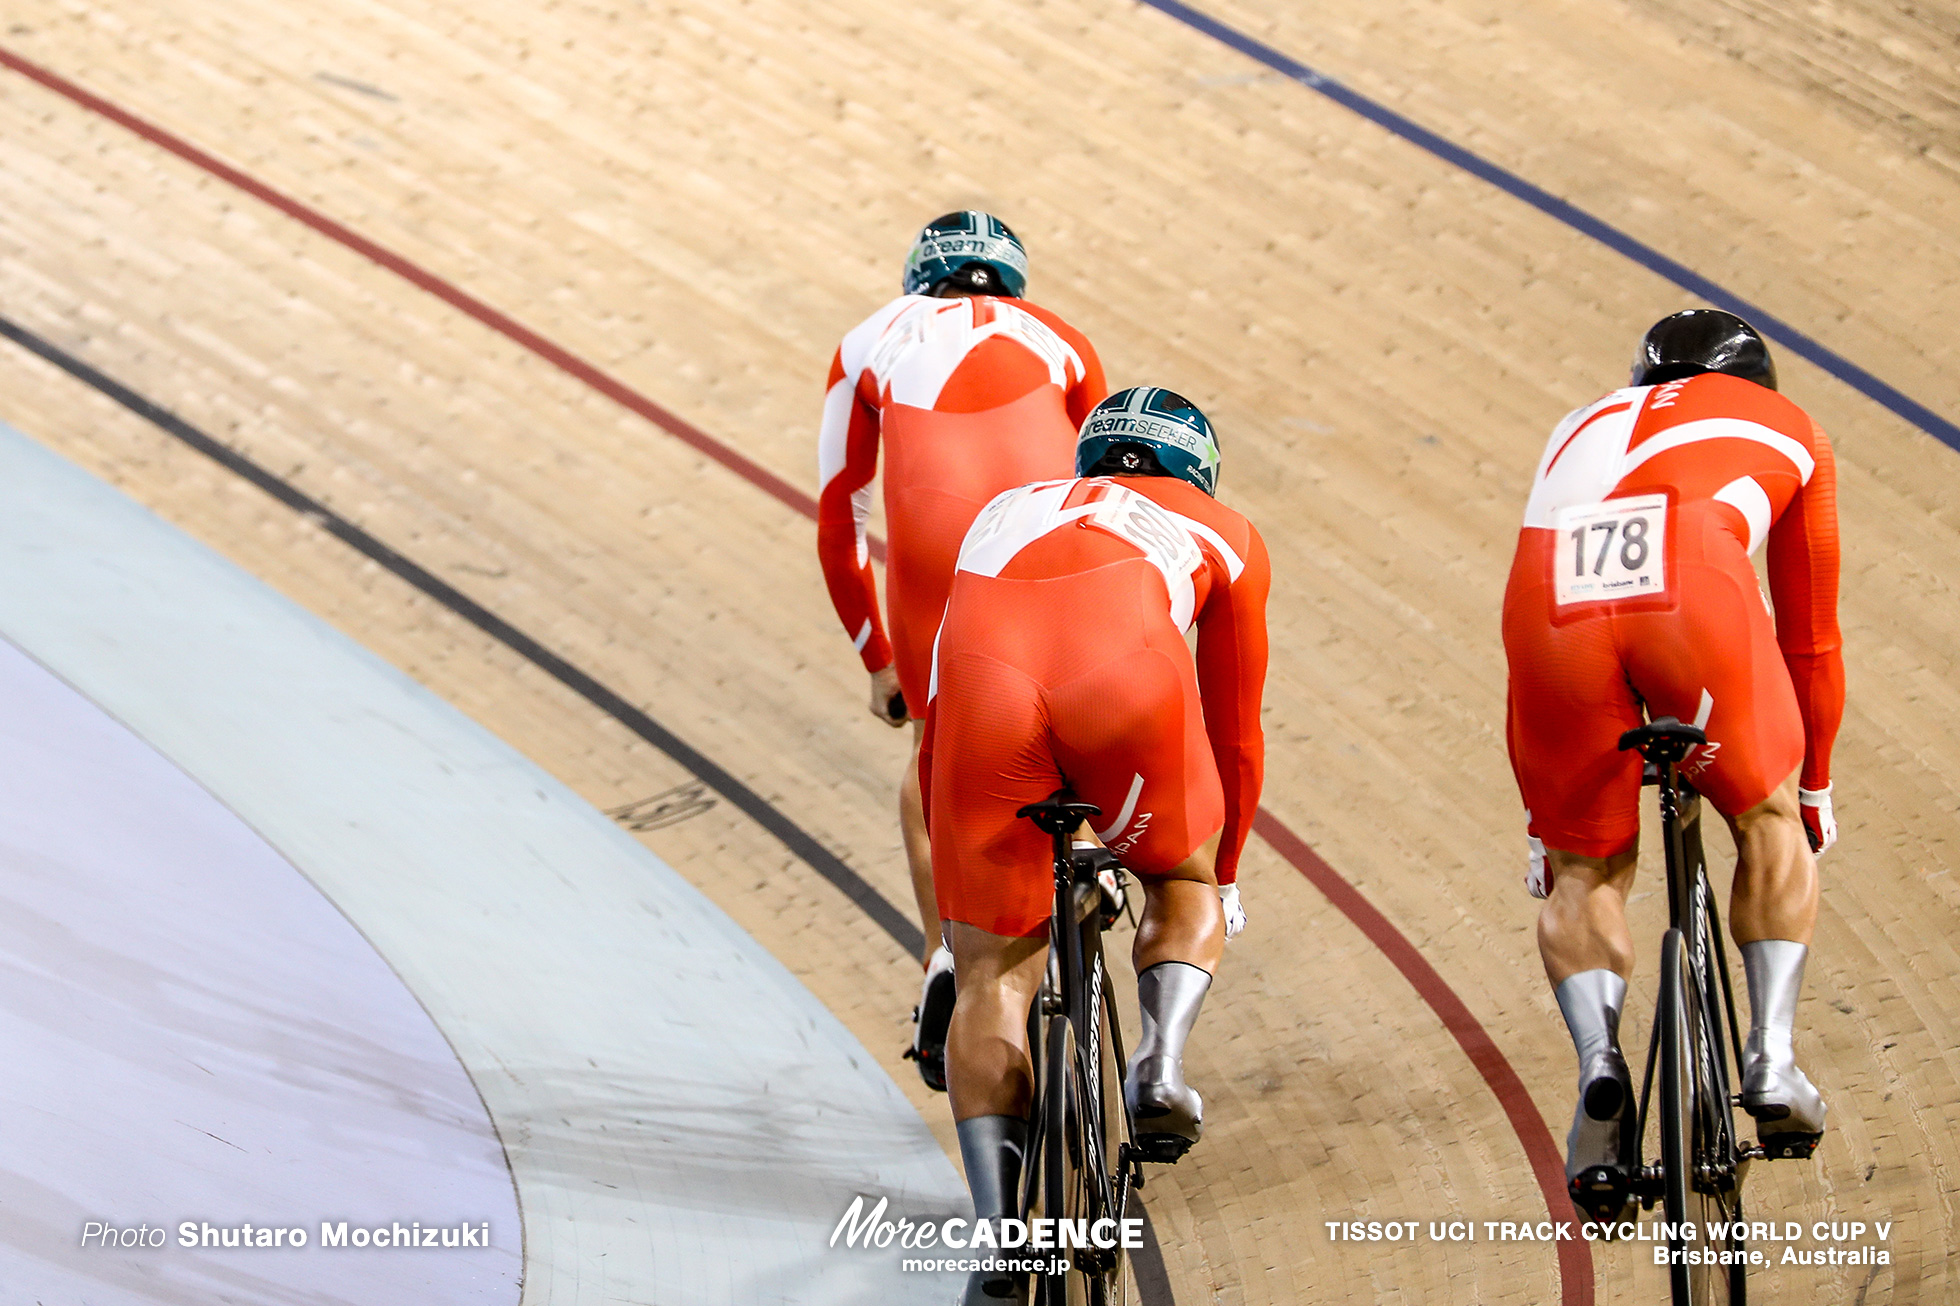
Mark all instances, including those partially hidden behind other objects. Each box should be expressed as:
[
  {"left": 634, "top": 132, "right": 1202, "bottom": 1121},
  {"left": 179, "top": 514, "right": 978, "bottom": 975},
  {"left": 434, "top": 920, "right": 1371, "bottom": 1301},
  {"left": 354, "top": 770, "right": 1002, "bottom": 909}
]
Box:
[
  {"left": 921, "top": 388, "right": 1270, "bottom": 1303},
  {"left": 817, "top": 213, "right": 1107, "bottom": 1090},
  {"left": 1502, "top": 309, "right": 1844, "bottom": 1222}
]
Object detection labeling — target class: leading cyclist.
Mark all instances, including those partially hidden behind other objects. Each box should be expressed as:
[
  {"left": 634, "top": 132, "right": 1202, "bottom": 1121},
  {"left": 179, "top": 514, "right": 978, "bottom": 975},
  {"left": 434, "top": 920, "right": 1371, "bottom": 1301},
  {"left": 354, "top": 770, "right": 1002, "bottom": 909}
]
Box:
[
  {"left": 817, "top": 213, "right": 1107, "bottom": 1089},
  {"left": 921, "top": 388, "right": 1270, "bottom": 1303},
  {"left": 1502, "top": 310, "right": 1844, "bottom": 1221}
]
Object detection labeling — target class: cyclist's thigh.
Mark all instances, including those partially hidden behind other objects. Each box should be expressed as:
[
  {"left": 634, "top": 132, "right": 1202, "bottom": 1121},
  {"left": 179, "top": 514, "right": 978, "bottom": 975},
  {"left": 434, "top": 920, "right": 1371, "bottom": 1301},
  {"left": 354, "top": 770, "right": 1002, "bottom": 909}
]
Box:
[
  {"left": 1621, "top": 549, "right": 1804, "bottom": 819},
  {"left": 1503, "top": 574, "right": 1643, "bottom": 858},
  {"left": 928, "top": 649, "right": 1063, "bottom": 939},
  {"left": 1048, "top": 632, "right": 1224, "bottom": 875}
]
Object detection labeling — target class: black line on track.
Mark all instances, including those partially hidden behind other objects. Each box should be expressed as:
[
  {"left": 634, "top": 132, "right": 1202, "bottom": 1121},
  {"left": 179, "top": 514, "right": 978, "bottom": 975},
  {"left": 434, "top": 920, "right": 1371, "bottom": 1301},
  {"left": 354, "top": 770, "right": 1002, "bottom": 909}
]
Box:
[{"left": 0, "top": 312, "right": 926, "bottom": 959}]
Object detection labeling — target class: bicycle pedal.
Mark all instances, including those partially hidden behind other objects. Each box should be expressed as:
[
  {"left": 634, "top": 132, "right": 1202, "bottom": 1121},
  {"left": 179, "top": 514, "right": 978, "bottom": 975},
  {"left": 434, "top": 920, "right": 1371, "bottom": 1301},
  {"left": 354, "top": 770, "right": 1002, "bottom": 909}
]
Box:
[
  {"left": 1132, "top": 1133, "right": 1196, "bottom": 1164},
  {"left": 1567, "top": 1165, "right": 1634, "bottom": 1225},
  {"left": 1758, "top": 1131, "right": 1821, "bottom": 1160}
]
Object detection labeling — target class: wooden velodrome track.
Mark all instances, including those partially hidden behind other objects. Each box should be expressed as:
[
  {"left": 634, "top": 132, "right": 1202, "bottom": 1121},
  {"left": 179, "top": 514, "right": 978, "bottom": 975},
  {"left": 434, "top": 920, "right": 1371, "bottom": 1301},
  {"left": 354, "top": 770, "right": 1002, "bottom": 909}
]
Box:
[{"left": 2, "top": 0, "right": 1956, "bottom": 1301}]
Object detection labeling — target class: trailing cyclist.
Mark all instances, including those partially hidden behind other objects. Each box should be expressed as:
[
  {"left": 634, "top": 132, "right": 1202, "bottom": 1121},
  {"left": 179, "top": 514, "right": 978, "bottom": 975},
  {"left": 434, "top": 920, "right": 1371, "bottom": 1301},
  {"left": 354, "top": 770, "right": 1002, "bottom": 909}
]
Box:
[
  {"left": 816, "top": 212, "right": 1107, "bottom": 1089},
  {"left": 1502, "top": 310, "right": 1844, "bottom": 1221},
  {"left": 921, "top": 387, "right": 1270, "bottom": 1303}
]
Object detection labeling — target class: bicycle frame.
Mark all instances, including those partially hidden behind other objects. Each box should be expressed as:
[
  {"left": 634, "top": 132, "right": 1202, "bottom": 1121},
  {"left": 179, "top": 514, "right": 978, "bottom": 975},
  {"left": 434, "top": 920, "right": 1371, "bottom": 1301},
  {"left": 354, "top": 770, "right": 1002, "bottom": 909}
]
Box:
[
  {"left": 1620, "top": 719, "right": 1755, "bottom": 1305},
  {"left": 1016, "top": 795, "right": 1142, "bottom": 1304}
]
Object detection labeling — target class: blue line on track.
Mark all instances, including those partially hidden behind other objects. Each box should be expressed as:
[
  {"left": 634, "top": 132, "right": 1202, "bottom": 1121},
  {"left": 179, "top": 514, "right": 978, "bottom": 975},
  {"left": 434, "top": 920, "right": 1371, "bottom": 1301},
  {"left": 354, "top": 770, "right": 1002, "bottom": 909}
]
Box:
[{"left": 1139, "top": 0, "right": 1960, "bottom": 453}]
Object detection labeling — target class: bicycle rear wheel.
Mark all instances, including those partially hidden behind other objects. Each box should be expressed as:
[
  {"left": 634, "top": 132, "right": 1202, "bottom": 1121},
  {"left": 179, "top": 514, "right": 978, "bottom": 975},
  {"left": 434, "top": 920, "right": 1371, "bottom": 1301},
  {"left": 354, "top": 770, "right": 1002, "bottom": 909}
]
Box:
[
  {"left": 1659, "top": 928, "right": 1746, "bottom": 1305},
  {"left": 1034, "top": 956, "right": 1134, "bottom": 1303},
  {"left": 1037, "top": 1013, "right": 1083, "bottom": 1305},
  {"left": 1078, "top": 949, "right": 1132, "bottom": 1305}
]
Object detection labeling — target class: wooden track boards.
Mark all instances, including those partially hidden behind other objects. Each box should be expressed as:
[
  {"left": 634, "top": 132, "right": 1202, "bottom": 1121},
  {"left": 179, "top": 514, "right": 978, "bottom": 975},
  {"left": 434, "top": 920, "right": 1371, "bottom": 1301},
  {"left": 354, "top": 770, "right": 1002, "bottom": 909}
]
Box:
[{"left": 2, "top": 0, "right": 1955, "bottom": 1301}]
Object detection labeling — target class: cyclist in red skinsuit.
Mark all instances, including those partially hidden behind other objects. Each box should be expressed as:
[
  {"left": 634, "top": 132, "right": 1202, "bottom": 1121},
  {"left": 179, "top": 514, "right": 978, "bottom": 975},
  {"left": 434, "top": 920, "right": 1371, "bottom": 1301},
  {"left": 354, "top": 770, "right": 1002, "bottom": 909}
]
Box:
[
  {"left": 925, "top": 388, "right": 1268, "bottom": 1306},
  {"left": 817, "top": 212, "right": 1105, "bottom": 1090},
  {"left": 1504, "top": 311, "right": 1843, "bottom": 1221}
]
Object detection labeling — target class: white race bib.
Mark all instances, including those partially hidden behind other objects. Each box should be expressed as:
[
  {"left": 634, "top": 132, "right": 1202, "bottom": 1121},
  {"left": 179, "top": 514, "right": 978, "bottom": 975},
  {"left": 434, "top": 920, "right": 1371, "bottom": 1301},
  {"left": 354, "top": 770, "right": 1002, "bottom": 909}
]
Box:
[{"left": 1552, "top": 494, "right": 1667, "bottom": 605}]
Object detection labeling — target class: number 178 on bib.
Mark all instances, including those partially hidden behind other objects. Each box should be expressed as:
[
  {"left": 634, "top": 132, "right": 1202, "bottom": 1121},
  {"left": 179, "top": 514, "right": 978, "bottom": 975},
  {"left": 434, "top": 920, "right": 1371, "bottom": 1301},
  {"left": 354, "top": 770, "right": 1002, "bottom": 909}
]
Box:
[{"left": 1553, "top": 494, "right": 1667, "bottom": 605}]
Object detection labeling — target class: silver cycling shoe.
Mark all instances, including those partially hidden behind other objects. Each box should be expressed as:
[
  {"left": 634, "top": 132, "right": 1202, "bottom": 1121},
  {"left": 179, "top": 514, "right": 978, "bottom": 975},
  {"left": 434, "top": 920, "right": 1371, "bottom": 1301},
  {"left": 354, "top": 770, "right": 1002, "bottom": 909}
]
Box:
[
  {"left": 1741, "top": 1047, "right": 1827, "bottom": 1159},
  {"left": 1566, "top": 1048, "right": 1636, "bottom": 1223},
  {"left": 1126, "top": 1052, "right": 1202, "bottom": 1161}
]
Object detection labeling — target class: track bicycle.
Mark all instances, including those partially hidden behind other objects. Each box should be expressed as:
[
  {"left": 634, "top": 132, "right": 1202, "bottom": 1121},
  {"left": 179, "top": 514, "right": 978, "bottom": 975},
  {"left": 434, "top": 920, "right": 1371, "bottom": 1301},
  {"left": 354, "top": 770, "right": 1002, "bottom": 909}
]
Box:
[
  {"left": 1614, "top": 718, "right": 1762, "bottom": 1305},
  {"left": 1014, "top": 793, "right": 1148, "bottom": 1306}
]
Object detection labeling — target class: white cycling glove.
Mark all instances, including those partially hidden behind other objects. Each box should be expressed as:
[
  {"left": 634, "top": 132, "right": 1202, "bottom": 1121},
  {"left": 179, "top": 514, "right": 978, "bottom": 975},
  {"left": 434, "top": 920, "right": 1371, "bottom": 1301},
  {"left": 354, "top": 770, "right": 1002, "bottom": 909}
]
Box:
[
  {"left": 1798, "top": 785, "right": 1837, "bottom": 855},
  {"left": 1218, "top": 883, "right": 1247, "bottom": 941},
  {"left": 1525, "top": 835, "right": 1550, "bottom": 900}
]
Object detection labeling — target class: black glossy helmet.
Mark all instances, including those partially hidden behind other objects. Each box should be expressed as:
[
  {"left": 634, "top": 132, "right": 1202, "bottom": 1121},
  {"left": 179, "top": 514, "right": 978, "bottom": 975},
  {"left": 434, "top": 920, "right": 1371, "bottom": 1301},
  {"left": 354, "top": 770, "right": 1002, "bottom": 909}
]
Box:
[{"left": 1631, "top": 309, "right": 1777, "bottom": 391}]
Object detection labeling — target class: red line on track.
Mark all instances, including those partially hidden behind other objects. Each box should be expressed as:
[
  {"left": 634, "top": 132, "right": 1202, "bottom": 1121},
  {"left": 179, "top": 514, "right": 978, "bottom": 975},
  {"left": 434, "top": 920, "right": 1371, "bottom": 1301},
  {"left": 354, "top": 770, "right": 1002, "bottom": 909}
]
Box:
[
  {"left": 0, "top": 45, "right": 879, "bottom": 559},
  {"left": 1253, "top": 812, "right": 1593, "bottom": 1302},
  {"left": 3, "top": 46, "right": 1587, "bottom": 1303}
]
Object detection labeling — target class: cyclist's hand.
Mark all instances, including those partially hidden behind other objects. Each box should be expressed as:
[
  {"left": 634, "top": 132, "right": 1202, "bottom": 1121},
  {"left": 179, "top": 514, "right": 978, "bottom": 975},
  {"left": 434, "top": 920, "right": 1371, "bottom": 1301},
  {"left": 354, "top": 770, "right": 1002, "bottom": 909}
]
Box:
[
  {"left": 1525, "top": 835, "right": 1551, "bottom": 899},
  {"left": 1799, "top": 785, "right": 1837, "bottom": 855},
  {"left": 1219, "top": 883, "right": 1247, "bottom": 940},
  {"left": 869, "top": 664, "right": 906, "bottom": 727}
]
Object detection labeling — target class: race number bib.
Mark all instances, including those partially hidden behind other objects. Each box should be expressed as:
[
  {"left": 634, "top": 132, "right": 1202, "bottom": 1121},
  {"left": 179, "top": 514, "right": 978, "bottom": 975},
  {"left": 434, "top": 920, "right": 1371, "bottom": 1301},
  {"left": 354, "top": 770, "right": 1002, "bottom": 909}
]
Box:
[{"left": 1553, "top": 494, "right": 1667, "bottom": 605}]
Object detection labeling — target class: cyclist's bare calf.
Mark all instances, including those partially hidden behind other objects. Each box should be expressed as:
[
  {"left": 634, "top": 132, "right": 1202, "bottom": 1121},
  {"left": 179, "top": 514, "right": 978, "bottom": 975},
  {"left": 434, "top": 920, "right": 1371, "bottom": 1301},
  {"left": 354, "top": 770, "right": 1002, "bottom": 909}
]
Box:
[
  {"left": 1724, "top": 773, "right": 1818, "bottom": 946},
  {"left": 1134, "top": 831, "right": 1225, "bottom": 974}
]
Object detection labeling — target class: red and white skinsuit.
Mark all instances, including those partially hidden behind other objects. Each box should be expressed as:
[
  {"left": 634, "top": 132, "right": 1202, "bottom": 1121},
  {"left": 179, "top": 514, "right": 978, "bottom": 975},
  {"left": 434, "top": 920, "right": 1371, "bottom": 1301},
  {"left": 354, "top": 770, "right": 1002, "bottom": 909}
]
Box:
[
  {"left": 923, "top": 475, "right": 1271, "bottom": 938},
  {"left": 817, "top": 293, "right": 1107, "bottom": 713},
  {"left": 1503, "top": 373, "right": 1844, "bottom": 858}
]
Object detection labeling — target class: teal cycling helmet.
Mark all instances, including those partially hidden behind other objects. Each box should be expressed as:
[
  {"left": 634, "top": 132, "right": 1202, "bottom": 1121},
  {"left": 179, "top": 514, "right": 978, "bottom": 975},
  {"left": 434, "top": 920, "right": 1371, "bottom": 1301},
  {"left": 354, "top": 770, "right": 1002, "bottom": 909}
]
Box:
[
  {"left": 1076, "top": 386, "right": 1220, "bottom": 497},
  {"left": 901, "top": 211, "right": 1028, "bottom": 299}
]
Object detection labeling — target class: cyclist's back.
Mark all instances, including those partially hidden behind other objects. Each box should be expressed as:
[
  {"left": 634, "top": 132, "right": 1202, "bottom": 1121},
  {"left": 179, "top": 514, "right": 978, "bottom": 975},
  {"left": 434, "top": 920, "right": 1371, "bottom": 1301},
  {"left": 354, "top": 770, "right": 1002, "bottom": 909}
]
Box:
[
  {"left": 929, "top": 472, "right": 1268, "bottom": 929},
  {"left": 1505, "top": 369, "right": 1842, "bottom": 845},
  {"left": 819, "top": 289, "right": 1105, "bottom": 710}
]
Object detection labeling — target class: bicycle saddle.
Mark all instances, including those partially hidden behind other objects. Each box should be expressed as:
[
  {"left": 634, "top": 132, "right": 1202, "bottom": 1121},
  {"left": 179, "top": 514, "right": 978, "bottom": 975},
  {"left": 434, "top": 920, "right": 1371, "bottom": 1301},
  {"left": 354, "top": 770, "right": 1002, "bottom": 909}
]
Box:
[
  {"left": 1617, "top": 716, "right": 1706, "bottom": 765},
  {"left": 1016, "top": 792, "right": 1103, "bottom": 835}
]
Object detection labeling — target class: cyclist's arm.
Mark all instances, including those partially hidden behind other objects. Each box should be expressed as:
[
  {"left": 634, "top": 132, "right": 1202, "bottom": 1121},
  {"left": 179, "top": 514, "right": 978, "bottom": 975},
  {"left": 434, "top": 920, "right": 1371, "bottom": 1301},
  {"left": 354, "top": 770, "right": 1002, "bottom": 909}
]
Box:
[
  {"left": 1765, "top": 419, "right": 1844, "bottom": 792},
  {"left": 1193, "top": 523, "right": 1272, "bottom": 886},
  {"left": 816, "top": 355, "right": 893, "bottom": 673}
]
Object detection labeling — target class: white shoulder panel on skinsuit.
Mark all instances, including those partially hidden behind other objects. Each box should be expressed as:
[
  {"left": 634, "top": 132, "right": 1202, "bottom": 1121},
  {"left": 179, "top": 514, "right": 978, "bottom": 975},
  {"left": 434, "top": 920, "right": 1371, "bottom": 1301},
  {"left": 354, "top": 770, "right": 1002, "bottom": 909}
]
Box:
[
  {"left": 865, "top": 298, "right": 1081, "bottom": 411},
  {"left": 1522, "top": 388, "right": 1646, "bottom": 529},
  {"left": 956, "top": 479, "right": 1220, "bottom": 630}
]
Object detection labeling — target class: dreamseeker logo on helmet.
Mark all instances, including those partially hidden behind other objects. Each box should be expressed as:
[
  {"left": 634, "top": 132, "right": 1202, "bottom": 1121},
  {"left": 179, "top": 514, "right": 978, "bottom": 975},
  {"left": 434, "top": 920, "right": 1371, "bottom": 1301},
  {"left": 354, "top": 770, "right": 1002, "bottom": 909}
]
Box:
[
  {"left": 1076, "top": 386, "right": 1222, "bottom": 497},
  {"left": 901, "top": 211, "right": 1030, "bottom": 299},
  {"left": 1085, "top": 412, "right": 1212, "bottom": 459},
  {"left": 827, "top": 1194, "right": 1143, "bottom": 1256}
]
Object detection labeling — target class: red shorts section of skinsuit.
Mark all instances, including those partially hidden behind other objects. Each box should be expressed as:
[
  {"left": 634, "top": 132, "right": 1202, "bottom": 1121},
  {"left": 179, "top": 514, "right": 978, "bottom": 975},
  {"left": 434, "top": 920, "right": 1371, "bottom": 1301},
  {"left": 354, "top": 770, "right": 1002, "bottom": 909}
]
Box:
[
  {"left": 924, "top": 476, "right": 1270, "bottom": 938},
  {"left": 817, "top": 294, "right": 1107, "bottom": 712},
  {"left": 1502, "top": 373, "right": 1844, "bottom": 858}
]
